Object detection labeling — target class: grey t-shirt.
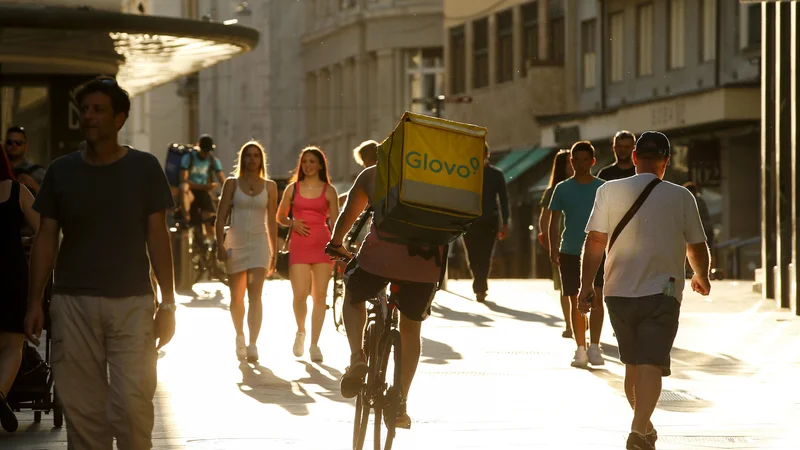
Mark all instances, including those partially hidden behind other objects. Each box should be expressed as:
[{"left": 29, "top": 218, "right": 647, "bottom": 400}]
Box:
[{"left": 34, "top": 148, "right": 174, "bottom": 298}]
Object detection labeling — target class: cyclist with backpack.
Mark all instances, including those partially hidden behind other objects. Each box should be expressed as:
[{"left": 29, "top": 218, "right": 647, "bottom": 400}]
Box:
[{"left": 179, "top": 134, "right": 226, "bottom": 235}]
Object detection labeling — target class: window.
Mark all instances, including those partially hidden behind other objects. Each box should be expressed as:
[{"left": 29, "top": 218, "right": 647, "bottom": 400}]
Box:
[
  {"left": 609, "top": 12, "right": 624, "bottom": 83},
  {"left": 496, "top": 10, "right": 514, "bottom": 83},
  {"left": 739, "top": 3, "right": 761, "bottom": 50},
  {"left": 449, "top": 26, "right": 466, "bottom": 94},
  {"left": 549, "top": 18, "right": 565, "bottom": 64},
  {"left": 668, "top": 0, "right": 686, "bottom": 69},
  {"left": 700, "top": 0, "right": 716, "bottom": 61},
  {"left": 473, "top": 18, "right": 489, "bottom": 89},
  {"left": 581, "top": 20, "right": 597, "bottom": 89},
  {"left": 521, "top": 1, "right": 538, "bottom": 74},
  {"left": 407, "top": 49, "right": 445, "bottom": 115},
  {"left": 637, "top": 3, "right": 653, "bottom": 76}
]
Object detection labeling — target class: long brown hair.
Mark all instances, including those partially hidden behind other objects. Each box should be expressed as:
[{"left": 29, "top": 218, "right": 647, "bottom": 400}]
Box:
[
  {"left": 233, "top": 140, "right": 268, "bottom": 179},
  {"left": 0, "top": 144, "right": 16, "bottom": 181},
  {"left": 547, "top": 149, "right": 571, "bottom": 188},
  {"left": 290, "top": 146, "right": 330, "bottom": 184}
]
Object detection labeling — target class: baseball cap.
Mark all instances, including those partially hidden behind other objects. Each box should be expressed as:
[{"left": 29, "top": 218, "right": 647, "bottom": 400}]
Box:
[
  {"left": 198, "top": 134, "right": 214, "bottom": 151},
  {"left": 635, "top": 131, "right": 670, "bottom": 158}
]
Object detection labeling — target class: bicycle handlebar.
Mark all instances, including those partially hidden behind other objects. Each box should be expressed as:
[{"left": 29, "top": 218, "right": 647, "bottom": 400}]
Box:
[{"left": 325, "top": 243, "right": 352, "bottom": 262}]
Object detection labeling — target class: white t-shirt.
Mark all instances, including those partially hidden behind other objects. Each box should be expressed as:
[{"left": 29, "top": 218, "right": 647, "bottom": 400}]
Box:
[{"left": 585, "top": 173, "right": 707, "bottom": 302}]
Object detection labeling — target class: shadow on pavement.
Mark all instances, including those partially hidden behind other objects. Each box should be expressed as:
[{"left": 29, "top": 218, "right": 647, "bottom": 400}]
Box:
[
  {"left": 421, "top": 337, "right": 463, "bottom": 365},
  {"left": 482, "top": 300, "right": 565, "bottom": 328},
  {"left": 238, "top": 362, "right": 313, "bottom": 416},
  {"left": 294, "top": 361, "right": 350, "bottom": 405},
  {"left": 180, "top": 289, "right": 229, "bottom": 310},
  {"left": 430, "top": 303, "right": 494, "bottom": 327}
]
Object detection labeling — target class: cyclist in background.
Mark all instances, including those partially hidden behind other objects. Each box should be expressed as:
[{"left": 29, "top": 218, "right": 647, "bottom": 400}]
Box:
[{"left": 179, "top": 134, "right": 225, "bottom": 238}]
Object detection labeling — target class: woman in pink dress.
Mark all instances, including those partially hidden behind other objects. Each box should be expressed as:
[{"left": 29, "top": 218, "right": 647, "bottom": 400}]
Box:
[{"left": 276, "top": 146, "right": 339, "bottom": 362}]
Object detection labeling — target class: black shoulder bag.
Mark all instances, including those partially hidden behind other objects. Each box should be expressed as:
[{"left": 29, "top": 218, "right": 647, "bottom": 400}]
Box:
[{"left": 608, "top": 178, "right": 662, "bottom": 252}]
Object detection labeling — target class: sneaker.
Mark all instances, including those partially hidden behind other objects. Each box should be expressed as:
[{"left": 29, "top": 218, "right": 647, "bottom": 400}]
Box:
[
  {"left": 561, "top": 329, "right": 573, "bottom": 339},
  {"left": 646, "top": 429, "right": 658, "bottom": 447},
  {"left": 588, "top": 344, "right": 605, "bottom": 366},
  {"left": 309, "top": 344, "right": 323, "bottom": 363},
  {"left": 570, "top": 347, "right": 589, "bottom": 368},
  {"left": 0, "top": 393, "right": 18, "bottom": 432},
  {"left": 235, "top": 335, "right": 247, "bottom": 360},
  {"left": 626, "top": 432, "right": 655, "bottom": 450},
  {"left": 293, "top": 332, "right": 305, "bottom": 357},
  {"left": 395, "top": 397, "right": 411, "bottom": 429},
  {"left": 340, "top": 361, "right": 369, "bottom": 399},
  {"left": 246, "top": 344, "right": 259, "bottom": 362}
]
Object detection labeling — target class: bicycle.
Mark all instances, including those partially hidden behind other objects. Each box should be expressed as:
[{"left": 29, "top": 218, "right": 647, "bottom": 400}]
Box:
[
  {"left": 330, "top": 207, "right": 374, "bottom": 332},
  {"left": 186, "top": 214, "right": 228, "bottom": 286},
  {"left": 325, "top": 243, "right": 403, "bottom": 450}
]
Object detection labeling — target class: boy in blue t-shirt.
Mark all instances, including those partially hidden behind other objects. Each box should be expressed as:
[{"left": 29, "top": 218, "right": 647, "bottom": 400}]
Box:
[
  {"left": 548, "top": 141, "right": 605, "bottom": 369},
  {"left": 179, "top": 134, "right": 225, "bottom": 230}
]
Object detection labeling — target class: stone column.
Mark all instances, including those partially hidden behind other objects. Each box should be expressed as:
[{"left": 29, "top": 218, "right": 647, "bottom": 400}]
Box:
[
  {"left": 465, "top": 20, "right": 474, "bottom": 91},
  {"left": 488, "top": 14, "right": 497, "bottom": 86},
  {"left": 761, "top": 2, "right": 777, "bottom": 301},
  {"left": 375, "top": 49, "right": 396, "bottom": 134},
  {"left": 791, "top": 0, "right": 800, "bottom": 314},
  {"left": 512, "top": 4, "right": 524, "bottom": 79}
]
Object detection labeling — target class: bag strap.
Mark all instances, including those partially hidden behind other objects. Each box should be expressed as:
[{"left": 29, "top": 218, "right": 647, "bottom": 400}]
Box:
[
  {"left": 608, "top": 178, "right": 661, "bottom": 251},
  {"left": 281, "top": 183, "right": 298, "bottom": 252}
]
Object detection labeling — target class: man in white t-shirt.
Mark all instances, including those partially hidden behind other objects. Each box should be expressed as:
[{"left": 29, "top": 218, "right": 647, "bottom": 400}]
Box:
[{"left": 578, "top": 131, "right": 710, "bottom": 450}]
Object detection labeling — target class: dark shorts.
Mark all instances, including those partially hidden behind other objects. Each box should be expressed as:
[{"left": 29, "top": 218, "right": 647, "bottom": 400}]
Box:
[
  {"left": 606, "top": 294, "right": 681, "bottom": 376},
  {"left": 558, "top": 253, "right": 604, "bottom": 296},
  {"left": 189, "top": 189, "right": 215, "bottom": 224},
  {"left": 343, "top": 259, "right": 437, "bottom": 322}
]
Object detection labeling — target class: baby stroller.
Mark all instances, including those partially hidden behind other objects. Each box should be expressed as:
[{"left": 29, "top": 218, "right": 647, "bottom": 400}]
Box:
[{"left": 6, "top": 276, "right": 64, "bottom": 428}]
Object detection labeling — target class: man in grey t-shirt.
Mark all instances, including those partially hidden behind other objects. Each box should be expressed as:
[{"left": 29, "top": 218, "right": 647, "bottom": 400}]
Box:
[{"left": 25, "top": 77, "right": 176, "bottom": 450}]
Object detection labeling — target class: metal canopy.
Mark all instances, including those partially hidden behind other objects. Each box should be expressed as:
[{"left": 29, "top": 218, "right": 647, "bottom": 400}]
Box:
[{"left": 0, "top": 4, "right": 259, "bottom": 96}]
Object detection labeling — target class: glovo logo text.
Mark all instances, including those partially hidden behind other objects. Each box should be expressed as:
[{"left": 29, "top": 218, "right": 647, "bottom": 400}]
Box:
[{"left": 405, "top": 151, "right": 480, "bottom": 179}]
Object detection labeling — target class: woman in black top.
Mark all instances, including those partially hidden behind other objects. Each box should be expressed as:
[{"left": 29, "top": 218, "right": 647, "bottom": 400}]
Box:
[{"left": 0, "top": 145, "right": 39, "bottom": 432}]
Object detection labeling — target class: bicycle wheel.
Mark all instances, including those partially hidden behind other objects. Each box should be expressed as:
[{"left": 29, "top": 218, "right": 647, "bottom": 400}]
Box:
[
  {"left": 373, "top": 329, "right": 402, "bottom": 450},
  {"left": 332, "top": 270, "right": 345, "bottom": 331},
  {"left": 352, "top": 322, "right": 376, "bottom": 450}
]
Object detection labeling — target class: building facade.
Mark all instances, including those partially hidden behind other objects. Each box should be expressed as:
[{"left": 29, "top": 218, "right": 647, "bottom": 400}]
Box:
[
  {"left": 754, "top": 0, "right": 800, "bottom": 314},
  {"left": 302, "top": 0, "right": 444, "bottom": 185},
  {"left": 539, "top": 0, "right": 762, "bottom": 280}
]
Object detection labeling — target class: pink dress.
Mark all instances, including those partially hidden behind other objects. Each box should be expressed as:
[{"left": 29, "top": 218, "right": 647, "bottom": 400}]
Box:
[{"left": 289, "top": 183, "right": 334, "bottom": 266}]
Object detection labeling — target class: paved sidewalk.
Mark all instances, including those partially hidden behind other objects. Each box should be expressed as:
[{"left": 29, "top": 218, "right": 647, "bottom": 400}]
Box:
[{"left": 1, "top": 278, "right": 798, "bottom": 449}]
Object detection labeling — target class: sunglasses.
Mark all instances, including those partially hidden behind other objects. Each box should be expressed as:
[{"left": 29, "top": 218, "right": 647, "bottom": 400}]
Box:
[{"left": 5, "top": 140, "right": 24, "bottom": 146}]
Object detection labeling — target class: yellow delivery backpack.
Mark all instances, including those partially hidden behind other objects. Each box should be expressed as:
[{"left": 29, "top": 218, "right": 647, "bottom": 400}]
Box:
[{"left": 373, "top": 112, "right": 487, "bottom": 246}]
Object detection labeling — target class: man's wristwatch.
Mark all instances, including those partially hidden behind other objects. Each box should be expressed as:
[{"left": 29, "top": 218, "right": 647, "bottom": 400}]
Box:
[{"left": 158, "top": 303, "right": 177, "bottom": 312}]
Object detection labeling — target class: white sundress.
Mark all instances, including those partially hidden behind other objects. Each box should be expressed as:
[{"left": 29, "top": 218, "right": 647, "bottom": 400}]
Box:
[{"left": 224, "top": 180, "right": 270, "bottom": 274}]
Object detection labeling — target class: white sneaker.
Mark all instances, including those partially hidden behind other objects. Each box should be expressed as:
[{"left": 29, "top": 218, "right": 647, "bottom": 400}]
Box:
[
  {"left": 588, "top": 344, "right": 605, "bottom": 366},
  {"left": 235, "top": 335, "right": 247, "bottom": 360},
  {"left": 309, "top": 344, "right": 323, "bottom": 363},
  {"left": 571, "top": 347, "right": 589, "bottom": 368},
  {"left": 293, "top": 332, "right": 306, "bottom": 357},
  {"left": 246, "top": 344, "right": 259, "bottom": 362}
]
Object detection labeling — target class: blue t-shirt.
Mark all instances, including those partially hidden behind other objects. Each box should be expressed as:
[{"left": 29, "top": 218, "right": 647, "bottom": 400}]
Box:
[
  {"left": 548, "top": 177, "right": 605, "bottom": 255},
  {"left": 180, "top": 151, "right": 223, "bottom": 185}
]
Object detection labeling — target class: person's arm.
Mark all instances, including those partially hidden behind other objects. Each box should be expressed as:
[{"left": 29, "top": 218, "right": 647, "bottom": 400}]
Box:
[
  {"left": 147, "top": 210, "right": 176, "bottom": 349},
  {"left": 330, "top": 171, "right": 370, "bottom": 246},
  {"left": 25, "top": 217, "right": 59, "bottom": 345},
  {"left": 684, "top": 191, "right": 711, "bottom": 295},
  {"left": 19, "top": 183, "right": 40, "bottom": 232},
  {"left": 548, "top": 210, "right": 562, "bottom": 265},
  {"left": 266, "top": 180, "right": 279, "bottom": 274},
  {"left": 497, "top": 170, "right": 510, "bottom": 227},
  {"left": 578, "top": 231, "right": 608, "bottom": 313},
  {"left": 215, "top": 178, "right": 236, "bottom": 260},
  {"left": 538, "top": 207, "right": 551, "bottom": 252},
  {"left": 17, "top": 173, "right": 40, "bottom": 194},
  {"left": 276, "top": 183, "right": 295, "bottom": 227},
  {"left": 326, "top": 184, "right": 341, "bottom": 232}
]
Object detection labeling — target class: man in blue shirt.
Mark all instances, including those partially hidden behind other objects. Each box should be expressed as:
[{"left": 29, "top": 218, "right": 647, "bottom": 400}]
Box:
[
  {"left": 548, "top": 141, "right": 605, "bottom": 368},
  {"left": 179, "top": 134, "right": 225, "bottom": 234}
]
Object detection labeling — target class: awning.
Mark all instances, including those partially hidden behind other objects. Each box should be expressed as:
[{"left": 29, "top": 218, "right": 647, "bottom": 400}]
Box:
[
  {"left": 495, "top": 147, "right": 555, "bottom": 183},
  {"left": 0, "top": 4, "right": 259, "bottom": 96}
]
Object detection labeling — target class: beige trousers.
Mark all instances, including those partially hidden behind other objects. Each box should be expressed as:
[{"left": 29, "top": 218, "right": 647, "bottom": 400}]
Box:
[{"left": 50, "top": 294, "right": 157, "bottom": 450}]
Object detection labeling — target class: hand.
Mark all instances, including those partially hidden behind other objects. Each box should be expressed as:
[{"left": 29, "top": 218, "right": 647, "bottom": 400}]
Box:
[
  {"left": 24, "top": 304, "right": 45, "bottom": 346},
  {"left": 577, "top": 287, "right": 594, "bottom": 315},
  {"left": 217, "top": 246, "right": 228, "bottom": 262},
  {"left": 207, "top": 182, "right": 218, "bottom": 191},
  {"left": 325, "top": 241, "right": 353, "bottom": 261},
  {"left": 550, "top": 250, "right": 560, "bottom": 266},
  {"left": 498, "top": 225, "right": 509, "bottom": 241},
  {"left": 154, "top": 308, "right": 176, "bottom": 349},
  {"left": 291, "top": 219, "right": 310, "bottom": 237},
  {"left": 267, "top": 257, "right": 276, "bottom": 277},
  {"left": 691, "top": 274, "right": 711, "bottom": 296}
]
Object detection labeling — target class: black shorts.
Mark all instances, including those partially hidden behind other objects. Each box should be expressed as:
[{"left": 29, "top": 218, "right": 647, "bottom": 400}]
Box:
[
  {"left": 558, "top": 253, "right": 604, "bottom": 296},
  {"left": 606, "top": 295, "right": 680, "bottom": 376},
  {"left": 189, "top": 189, "right": 215, "bottom": 224},
  {"left": 343, "top": 259, "right": 437, "bottom": 322}
]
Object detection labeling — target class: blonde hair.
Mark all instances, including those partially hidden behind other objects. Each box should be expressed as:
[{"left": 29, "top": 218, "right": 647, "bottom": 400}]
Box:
[
  {"left": 352, "top": 140, "right": 379, "bottom": 166},
  {"left": 233, "top": 140, "right": 268, "bottom": 179}
]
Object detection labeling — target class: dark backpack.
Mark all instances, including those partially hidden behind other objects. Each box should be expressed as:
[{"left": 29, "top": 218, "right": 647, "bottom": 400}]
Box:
[{"left": 164, "top": 143, "right": 190, "bottom": 187}]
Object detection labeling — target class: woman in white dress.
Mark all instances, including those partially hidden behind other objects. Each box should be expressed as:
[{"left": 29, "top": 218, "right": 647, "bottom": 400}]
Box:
[{"left": 216, "top": 141, "right": 278, "bottom": 362}]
